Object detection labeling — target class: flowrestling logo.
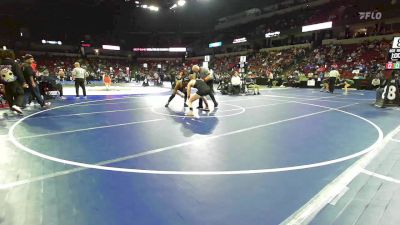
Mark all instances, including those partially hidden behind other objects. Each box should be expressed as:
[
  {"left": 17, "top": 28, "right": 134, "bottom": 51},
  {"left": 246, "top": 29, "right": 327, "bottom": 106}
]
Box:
[{"left": 359, "top": 11, "right": 382, "bottom": 20}]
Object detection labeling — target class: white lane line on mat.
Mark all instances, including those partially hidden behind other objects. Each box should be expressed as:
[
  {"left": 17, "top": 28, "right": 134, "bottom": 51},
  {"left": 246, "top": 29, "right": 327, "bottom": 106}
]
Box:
[
  {"left": 360, "top": 169, "right": 400, "bottom": 184},
  {"left": 17, "top": 118, "right": 164, "bottom": 139}
]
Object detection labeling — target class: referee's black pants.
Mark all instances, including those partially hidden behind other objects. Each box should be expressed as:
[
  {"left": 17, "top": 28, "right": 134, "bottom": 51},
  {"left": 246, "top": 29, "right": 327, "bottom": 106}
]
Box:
[
  {"left": 75, "top": 78, "right": 86, "bottom": 97},
  {"left": 199, "top": 80, "right": 218, "bottom": 107},
  {"left": 328, "top": 77, "right": 336, "bottom": 93}
]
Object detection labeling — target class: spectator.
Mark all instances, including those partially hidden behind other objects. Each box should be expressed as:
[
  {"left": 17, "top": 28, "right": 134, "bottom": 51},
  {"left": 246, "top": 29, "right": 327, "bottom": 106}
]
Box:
[
  {"left": 0, "top": 50, "right": 28, "bottom": 114},
  {"left": 22, "top": 54, "right": 50, "bottom": 108}
]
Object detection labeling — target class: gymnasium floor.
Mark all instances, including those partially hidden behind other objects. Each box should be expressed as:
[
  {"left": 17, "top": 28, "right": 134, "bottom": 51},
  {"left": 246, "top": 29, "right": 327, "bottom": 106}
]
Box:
[{"left": 1, "top": 86, "right": 400, "bottom": 225}]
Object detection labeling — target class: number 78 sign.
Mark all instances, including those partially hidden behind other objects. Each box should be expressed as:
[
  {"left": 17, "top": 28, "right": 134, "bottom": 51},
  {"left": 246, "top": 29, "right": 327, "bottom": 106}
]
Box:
[
  {"left": 382, "top": 85, "right": 398, "bottom": 101},
  {"left": 393, "top": 37, "right": 400, "bottom": 48}
]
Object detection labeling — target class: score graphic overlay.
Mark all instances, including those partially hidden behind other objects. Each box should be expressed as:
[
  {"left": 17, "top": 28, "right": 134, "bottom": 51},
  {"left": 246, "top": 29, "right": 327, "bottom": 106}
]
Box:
[
  {"left": 376, "top": 37, "right": 400, "bottom": 107},
  {"left": 385, "top": 37, "right": 400, "bottom": 69}
]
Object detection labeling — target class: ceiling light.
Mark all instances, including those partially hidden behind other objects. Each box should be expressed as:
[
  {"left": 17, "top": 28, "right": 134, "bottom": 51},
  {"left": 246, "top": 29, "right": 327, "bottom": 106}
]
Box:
[
  {"left": 177, "top": 0, "right": 186, "bottom": 7},
  {"left": 149, "top": 5, "right": 159, "bottom": 11}
]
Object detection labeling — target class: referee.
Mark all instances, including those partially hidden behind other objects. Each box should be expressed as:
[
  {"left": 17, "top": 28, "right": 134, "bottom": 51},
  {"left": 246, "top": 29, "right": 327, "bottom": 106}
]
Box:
[
  {"left": 72, "top": 62, "right": 87, "bottom": 98},
  {"left": 328, "top": 67, "right": 339, "bottom": 93}
]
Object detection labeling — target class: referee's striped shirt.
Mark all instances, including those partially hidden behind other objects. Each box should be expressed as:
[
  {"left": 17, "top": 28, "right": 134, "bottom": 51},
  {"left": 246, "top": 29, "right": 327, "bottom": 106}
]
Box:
[
  {"left": 72, "top": 67, "right": 86, "bottom": 79},
  {"left": 329, "top": 70, "right": 339, "bottom": 78}
]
